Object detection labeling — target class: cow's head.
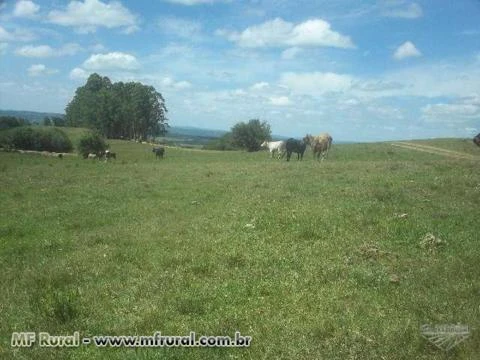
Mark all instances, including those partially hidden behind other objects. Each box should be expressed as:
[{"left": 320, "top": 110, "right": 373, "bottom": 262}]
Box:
[
  {"left": 474, "top": 134, "right": 480, "bottom": 147},
  {"left": 303, "top": 134, "right": 313, "bottom": 145}
]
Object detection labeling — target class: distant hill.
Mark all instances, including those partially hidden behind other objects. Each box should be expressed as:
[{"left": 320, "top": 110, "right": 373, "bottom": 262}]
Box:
[
  {"left": 0, "top": 109, "right": 64, "bottom": 123},
  {"left": 168, "top": 126, "right": 227, "bottom": 138}
]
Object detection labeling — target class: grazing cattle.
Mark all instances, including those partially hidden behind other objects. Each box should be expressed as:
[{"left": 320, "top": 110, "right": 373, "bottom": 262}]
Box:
[
  {"left": 303, "top": 133, "right": 333, "bottom": 161},
  {"left": 285, "top": 138, "right": 306, "bottom": 161},
  {"left": 261, "top": 140, "right": 286, "bottom": 159},
  {"left": 152, "top": 146, "right": 165, "bottom": 159},
  {"left": 105, "top": 150, "right": 116, "bottom": 160},
  {"left": 87, "top": 153, "right": 97, "bottom": 159},
  {"left": 474, "top": 133, "right": 480, "bottom": 147}
]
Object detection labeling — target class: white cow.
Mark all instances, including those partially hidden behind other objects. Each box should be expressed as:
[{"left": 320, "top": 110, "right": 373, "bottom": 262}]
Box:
[{"left": 261, "top": 140, "right": 286, "bottom": 159}]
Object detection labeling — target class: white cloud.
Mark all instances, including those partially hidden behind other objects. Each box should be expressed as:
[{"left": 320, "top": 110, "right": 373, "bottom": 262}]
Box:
[
  {"left": 280, "top": 72, "right": 353, "bottom": 95},
  {"left": 174, "top": 80, "right": 192, "bottom": 90},
  {"left": 220, "top": 18, "right": 355, "bottom": 49},
  {"left": 422, "top": 95, "right": 480, "bottom": 122},
  {"left": 160, "top": 76, "right": 192, "bottom": 90},
  {"left": 60, "top": 43, "right": 84, "bottom": 56},
  {"left": 422, "top": 103, "right": 479, "bottom": 122},
  {"left": 393, "top": 41, "right": 421, "bottom": 60},
  {"left": 353, "top": 80, "right": 404, "bottom": 92},
  {"left": 281, "top": 47, "right": 302, "bottom": 60},
  {"left": 13, "top": 0, "right": 40, "bottom": 18},
  {"left": 269, "top": 96, "right": 291, "bottom": 106},
  {"left": 15, "top": 43, "right": 83, "bottom": 57},
  {"left": 48, "top": 0, "right": 139, "bottom": 34},
  {"left": 27, "top": 64, "right": 58, "bottom": 76},
  {"left": 82, "top": 52, "right": 139, "bottom": 70},
  {"left": 250, "top": 82, "right": 269, "bottom": 91},
  {"left": 382, "top": 2, "right": 423, "bottom": 19},
  {"left": 69, "top": 67, "right": 89, "bottom": 80},
  {"left": 16, "top": 45, "right": 54, "bottom": 57},
  {"left": 0, "top": 26, "right": 36, "bottom": 42},
  {"left": 164, "top": 0, "right": 220, "bottom": 5}
]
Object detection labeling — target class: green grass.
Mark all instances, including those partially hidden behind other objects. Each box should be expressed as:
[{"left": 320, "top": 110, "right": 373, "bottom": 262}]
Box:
[{"left": 1, "top": 138, "right": 479, "bottom": 359}]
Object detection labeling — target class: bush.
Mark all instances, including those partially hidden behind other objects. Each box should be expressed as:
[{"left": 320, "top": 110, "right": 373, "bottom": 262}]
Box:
[
  {"left": 0, "top": 116, "right": 27, "bottom": 130},
  {"left": 0, "top": 126, "right": 73, "bottom": 152},
  {"left": 77, "top": 132, "right": 108, "bottom": 158},
  {"left": 231, "top": 119, "right": 271, "bottom": 152}
]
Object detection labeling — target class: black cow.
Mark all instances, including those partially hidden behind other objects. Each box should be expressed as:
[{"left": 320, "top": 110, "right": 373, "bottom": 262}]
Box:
[
  {"left": 105, "top": 151, "right": 116, "bottom": 160},
  {"left": 285, "top": 138, "right": 306, "bottom": 161},
  {"left": 473, "top": 133, "right": 480, "bottom": 147},
  {"left": 152, "top": 147, "right": 165, "bottom": 159}
]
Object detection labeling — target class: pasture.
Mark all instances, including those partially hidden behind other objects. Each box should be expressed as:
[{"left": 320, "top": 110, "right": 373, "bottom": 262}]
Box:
[{"left": 1, "top": 137, "right": 479, "bottom": 359}]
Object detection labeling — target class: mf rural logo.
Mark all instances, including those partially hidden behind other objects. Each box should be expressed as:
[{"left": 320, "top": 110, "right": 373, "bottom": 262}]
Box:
[{"left": 420, "top": 324, "right": 471, "bottom": 351}]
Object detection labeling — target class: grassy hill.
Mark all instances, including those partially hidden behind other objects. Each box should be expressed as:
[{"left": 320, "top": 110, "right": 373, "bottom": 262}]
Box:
[{"left": 1, "top": 139, "right": 479, "bottom": 359}]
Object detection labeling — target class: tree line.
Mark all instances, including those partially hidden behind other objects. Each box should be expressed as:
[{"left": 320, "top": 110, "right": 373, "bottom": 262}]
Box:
[{"left": 65, "top": 73, "right": 168, "bottom": 141}]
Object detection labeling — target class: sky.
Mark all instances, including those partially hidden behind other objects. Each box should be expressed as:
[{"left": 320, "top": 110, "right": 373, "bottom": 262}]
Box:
[{"left": 0, "top": 0, "right": 479, "bottom": 142}]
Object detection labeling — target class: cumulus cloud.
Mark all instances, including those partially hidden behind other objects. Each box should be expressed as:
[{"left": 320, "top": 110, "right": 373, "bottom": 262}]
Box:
[
  {"left": 69, "top": 67, "right": 89, "bottom": 80},
  {"left": 219, "top": 18, "right": 355, "bottom": 49},
  {"left": 393, "top": 41, "right": 421, "bottom": 60},
  {"left": 382, "top": 2, "right": 423, "bottom": 19},
  {"left": 48, "top": 0, "right": 139, "bottom": 34},
  {"left": 160, "top": 76, "right": 192, "bottom": 90},
  {"left": 82, "top": 52, "right": 139, "bottom": 70},
  {"left": 422, "top": 95, "right": 480, "bottom": 122},
  {"left": 353, "top": 80, "right": 404, "bottom": 92},
  {"left": 13, "top": 0, "right": 40, "bottom": 18},
  {"left": 16, "top": 45, "right": 53, "bottom": 57},
  {"left": 281, "top": 47, "right": 302, "bottom": 60},
  {"left": 269, "top": 96, "right": 291, "bottom": 106},
  {"left": 15, "top": 43, "right": 83, "bottom": 57},
  {"left": 27, "top": 64, "right": 58, "bottom": 76},
  {"left": 0, "top": 26, "right": 36, "bottom": 42},
  {"left": 164, "top": 0, "right": 220, "bottom": 5},
  {"left": 250, "top": 82, "right": 269, "bottom": 91}
]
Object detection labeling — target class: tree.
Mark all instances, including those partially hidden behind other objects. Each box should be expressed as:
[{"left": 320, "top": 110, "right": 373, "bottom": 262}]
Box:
[
  {"left": 43, "top": 117, "right": 52, "bottom": 126},
  {"left": 52, "top": 117, "right": 66, "bottom": 127},
  {"left": 231, "top": 119, "right": 271, "bottom": 152},
  {"left": 77, "top": 132, "right": 108, "bottom": 158},
  {"left": 65, "top": 73, "right": 168, "bottom": 140},
  {"left": 0, "top": 116, "right": 27, "bottom": 130}
]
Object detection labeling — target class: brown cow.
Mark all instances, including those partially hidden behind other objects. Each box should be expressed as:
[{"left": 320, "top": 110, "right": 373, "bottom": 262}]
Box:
[{"left": 303, "top": 133, "right": 333, "bottom": 161}]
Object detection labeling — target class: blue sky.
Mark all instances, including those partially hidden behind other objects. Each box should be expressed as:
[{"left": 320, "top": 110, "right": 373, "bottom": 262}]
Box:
[{"left": 0, "top": 0, "right": 479, "bottom": 141}]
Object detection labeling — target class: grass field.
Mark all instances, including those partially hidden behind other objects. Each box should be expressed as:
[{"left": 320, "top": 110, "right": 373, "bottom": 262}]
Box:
[{"left": 1, "top": 136, "right": 479, "bottom": 359}]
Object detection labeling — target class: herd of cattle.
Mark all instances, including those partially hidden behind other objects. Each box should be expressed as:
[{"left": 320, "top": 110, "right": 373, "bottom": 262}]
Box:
[
  {"left": 84, "top": 146, "right": 166, "bottom": 160},
  {"left": 84, "top": 149, "right": 117, "bottom": 160},
  {"left": 82, "top": 132, "right": 479, "bottom": 162},
  {"left": 261, "top": 133, "right": 333, "bottom": 161}
]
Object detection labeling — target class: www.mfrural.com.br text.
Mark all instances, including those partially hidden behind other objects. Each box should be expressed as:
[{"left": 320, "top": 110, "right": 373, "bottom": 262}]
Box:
[{"left": 11, "top": 331, "right": 252, "bottom": 348}]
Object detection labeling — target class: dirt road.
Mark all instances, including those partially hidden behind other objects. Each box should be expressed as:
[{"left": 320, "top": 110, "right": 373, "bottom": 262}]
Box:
[{"left": 391, "top": 142, "right": 479, "bottom": 160}]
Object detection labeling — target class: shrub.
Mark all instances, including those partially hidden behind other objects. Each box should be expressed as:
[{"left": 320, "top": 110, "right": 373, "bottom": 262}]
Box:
[
  {"left": 0, "top": 116, "right": 27, "bottom": 130},
  {"left": 1, "top": 126, "right": 73, "bottom": 152},
  {"left": 231, "top": 119, "right": 271, "bottom": 152},
  {"left": 77, "top": 132, "right": 108, "bottom": 158}
]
